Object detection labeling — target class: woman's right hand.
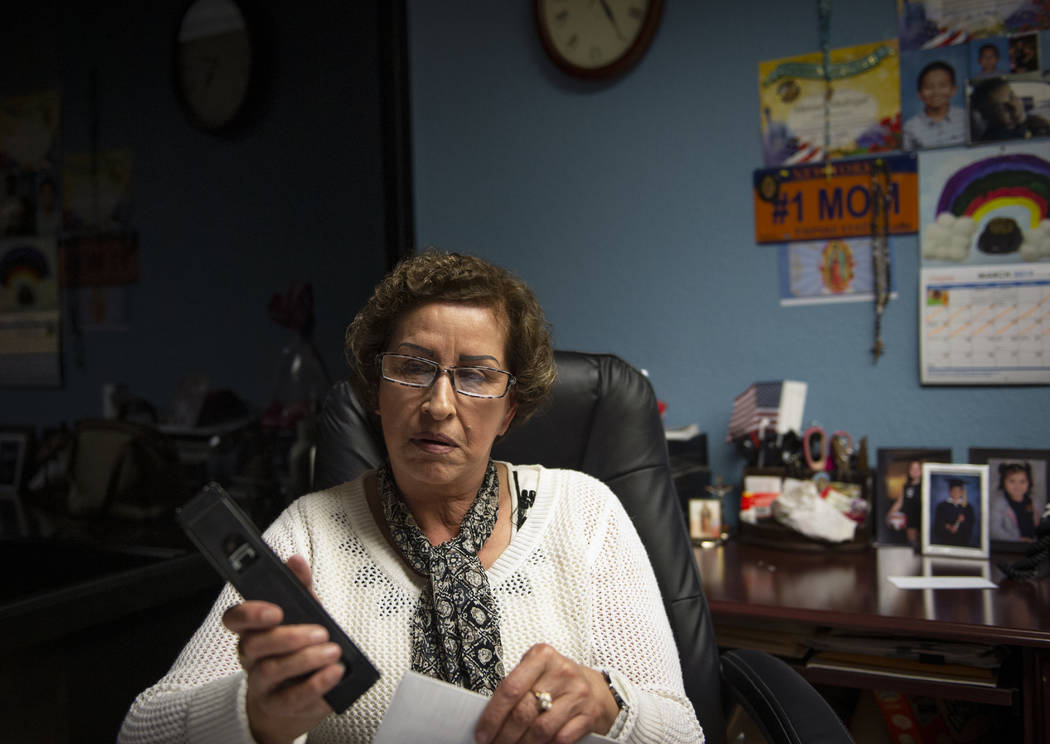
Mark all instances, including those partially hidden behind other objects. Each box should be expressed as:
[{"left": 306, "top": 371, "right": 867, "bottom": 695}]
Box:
[{"left": 221, "top": 555, "right": 345, "bottom": 744}]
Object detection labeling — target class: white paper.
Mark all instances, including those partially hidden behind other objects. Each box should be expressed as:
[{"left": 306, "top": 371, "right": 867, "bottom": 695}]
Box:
[
  {"left": 888, "top": 576, "right": 997, "bottom": 590},
  {"left": 374, "top": 671, "right": 614, "bottom": 743}
]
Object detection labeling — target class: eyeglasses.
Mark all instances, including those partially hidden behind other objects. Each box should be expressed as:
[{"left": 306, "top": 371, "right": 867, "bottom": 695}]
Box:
[{"left": 377, "top": 353, "right": 516, "bottom": 399}]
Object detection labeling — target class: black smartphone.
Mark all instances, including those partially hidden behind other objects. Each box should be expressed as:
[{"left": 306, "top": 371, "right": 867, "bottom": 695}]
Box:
[{"left": 177, "top": 482, "right": 379, "bottom": 713}]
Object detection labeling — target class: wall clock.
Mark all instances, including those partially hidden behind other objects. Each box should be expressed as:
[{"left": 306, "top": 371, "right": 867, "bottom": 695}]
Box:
[
  {"left": 535, "top": 0, "right": 664, "bottom": 80},
  {"left": 174, "top": 0, "right": 259, "bottom": 133}
]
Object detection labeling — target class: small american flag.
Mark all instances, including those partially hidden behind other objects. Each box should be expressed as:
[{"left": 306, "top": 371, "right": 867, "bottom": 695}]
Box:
[{"left": 726, "top": 380, "right": 807, "bottom": 443}]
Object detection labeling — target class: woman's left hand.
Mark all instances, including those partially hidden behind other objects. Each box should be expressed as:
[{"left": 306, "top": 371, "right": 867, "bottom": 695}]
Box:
[{"left": 474, "top": 643, "right": 619, "bottom": 744}]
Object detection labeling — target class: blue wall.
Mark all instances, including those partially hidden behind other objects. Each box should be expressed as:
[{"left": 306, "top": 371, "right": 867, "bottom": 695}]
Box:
[
  {"left": 407, "top": 1, "right": 1047, "bottom": 497},
  {"left": 0, "top": 1, "right": 387, "bottom": 428}
]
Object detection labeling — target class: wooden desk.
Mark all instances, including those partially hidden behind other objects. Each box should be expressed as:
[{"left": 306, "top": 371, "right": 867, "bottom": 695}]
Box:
[{"left": 694, "top": 541, "right": 1050, "bottom": 743}]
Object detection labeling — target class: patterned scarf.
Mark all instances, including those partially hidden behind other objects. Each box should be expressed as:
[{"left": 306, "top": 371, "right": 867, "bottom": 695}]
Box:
[{"left": 378, "top": 460, "right": 506, "bottom": 693}]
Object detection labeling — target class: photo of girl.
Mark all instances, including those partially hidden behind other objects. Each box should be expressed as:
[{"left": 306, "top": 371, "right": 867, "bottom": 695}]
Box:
[
  {"left": 970, "top": 449, "right": 1049, "bottom": 550},
  {"left": 992, "top": 463, "right": 1038, "bottom": 541},
  {"left": 887, "top": 460, "right": 923, "bottom": 545}
]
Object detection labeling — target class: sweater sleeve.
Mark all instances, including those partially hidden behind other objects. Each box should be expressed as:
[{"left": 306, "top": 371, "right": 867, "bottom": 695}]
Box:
[
  {"left": 583, "top": 485, "right": 705, "bottom": 744},
  {"left": 118, "top": 503, "right": 310, "bottom": 744}
]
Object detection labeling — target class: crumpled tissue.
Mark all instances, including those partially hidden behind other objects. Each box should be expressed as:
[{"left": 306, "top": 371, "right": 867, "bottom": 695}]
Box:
[{"left": 772, "top": 478, "right": 857, "bottom": 543}]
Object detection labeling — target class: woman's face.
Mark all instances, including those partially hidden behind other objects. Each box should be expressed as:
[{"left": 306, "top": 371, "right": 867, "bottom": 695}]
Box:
[
  {"left": 908, "top": 461, "right": 922, "bottom": 480},
  {"left": 1003, "top": 470, "right": 1030, "bottom": 501},
  {"left": 377, "top": 301, "right": 518, "bottom": 499}
]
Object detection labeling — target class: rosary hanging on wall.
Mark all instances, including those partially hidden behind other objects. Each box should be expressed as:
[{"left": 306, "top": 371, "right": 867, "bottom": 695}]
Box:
[
  {"left": 817, "top": 0, "right": 891, "bottom": 361},
  {"left": 869, "top": 159, "right": 892, "bottom": 361}
]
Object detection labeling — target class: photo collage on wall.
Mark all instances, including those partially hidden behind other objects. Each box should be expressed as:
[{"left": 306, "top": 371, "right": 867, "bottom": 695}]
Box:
[
  {"left": 753, "top": 1, "right": 1050, "bottom": 383},
  {"left": 899, "top": 26, "right": 1050, "bottom": 151},
  {"left": 756, "top": 39, "right": 908, "bottom": 307},
  {"left": 0, "top": 90, "right": 62, "bottom": 387}
]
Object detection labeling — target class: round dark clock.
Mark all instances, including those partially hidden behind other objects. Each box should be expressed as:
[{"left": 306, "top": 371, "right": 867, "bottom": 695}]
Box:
[
  {"left": 535, "top": 0, "right": 664, "bottom": 80},
  {"left": 174, "top": 0, "right": 259, "bottom": 132}
]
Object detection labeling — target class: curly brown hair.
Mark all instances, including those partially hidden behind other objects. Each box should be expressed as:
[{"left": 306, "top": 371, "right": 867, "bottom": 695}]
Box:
[{"left": 345, "top": 251, "right": 556, "bottom": 428}]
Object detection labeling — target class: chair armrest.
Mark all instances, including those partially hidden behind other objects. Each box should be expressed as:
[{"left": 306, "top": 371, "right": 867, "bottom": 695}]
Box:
[{"left": 720, "top": 649, "right": 854, "bottom": 744}]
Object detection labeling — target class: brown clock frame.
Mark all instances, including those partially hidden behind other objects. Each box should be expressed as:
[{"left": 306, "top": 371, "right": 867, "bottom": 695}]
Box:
[{"left": 534, "top": 0, "right": 664, "bottom": 80}]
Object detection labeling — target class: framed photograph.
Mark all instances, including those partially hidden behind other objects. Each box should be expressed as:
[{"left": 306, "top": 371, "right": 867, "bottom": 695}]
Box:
[
  {"left": 0, "top": 429, "right": 32, "bottom": 535},
  {"left": 968, "top": 448, "right": 1049, "bottom": 553},
  {"left": 921, "top": 463, "right": 989, "bottom": 559},
  {"left": 688, "top": 498, "right": 725, "bottom": 545},
  {"left": 875, "top": 448, "right": 951, "bottom": 547},
  {"left": 0, "top": 430, "right": 30, "bottom": 495}
]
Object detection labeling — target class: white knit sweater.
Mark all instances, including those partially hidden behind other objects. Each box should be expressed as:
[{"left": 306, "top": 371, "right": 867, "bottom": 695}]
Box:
[{"left": 119, "top": 464, "right": 704, "bottom": 743}]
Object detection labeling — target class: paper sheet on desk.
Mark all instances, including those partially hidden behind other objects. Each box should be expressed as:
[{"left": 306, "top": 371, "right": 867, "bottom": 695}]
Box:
[
  {"left": 888, "top": 576, "right": 997, "bottom": 589},
  {"left": 374, "top": 671, "right": 614, "bottom": 743}
]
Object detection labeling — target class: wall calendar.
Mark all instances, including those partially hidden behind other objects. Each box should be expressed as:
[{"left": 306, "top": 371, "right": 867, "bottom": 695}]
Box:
[{"left": 918, "top": 142, "right": 1050, "bottom": 385}]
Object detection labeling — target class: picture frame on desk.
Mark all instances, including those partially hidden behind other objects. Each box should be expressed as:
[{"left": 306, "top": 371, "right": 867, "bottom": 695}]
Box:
[
  {"left": 968, "top": 448, "right": 1049, "bottom": 553},
  {"left": 875, "top": 448, "right": 952, "bottom": 548},
  {"left": 0, "top": 429, "right": 31, "bottom": 495},
  {"left": 688, "top": 498, "right": 726, "bottom": 546},
  {"left": 0, "top": 428, "right": 33, "bottom": 536},
  {"left": 921, "top": 463, "right": 989, "bottom": 559}
]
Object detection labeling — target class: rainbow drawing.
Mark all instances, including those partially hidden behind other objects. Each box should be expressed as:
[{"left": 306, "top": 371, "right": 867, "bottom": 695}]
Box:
[
  {"left": 935, "top": 153, "right": 1050, "bottom": 229},
  {"left": 0, "top": 243, "right": 51, "bottom": 288}
]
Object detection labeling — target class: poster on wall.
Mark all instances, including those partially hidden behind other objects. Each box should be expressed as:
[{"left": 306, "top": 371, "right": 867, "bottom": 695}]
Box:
[
  {"left": 0, "top": 236, "right": 61, "bottom": 386},
  {"left": 758, "top": 39, "right": 901, "bottom": 166},
  {"left": 918, "top": 142, "right": 1050, "bottom": 384},
  {"left": 62, "top": 148, "right": 136, "bottom": 331},
  {"left": 0, "top": 90, "right": 62, "bottom": 386},
  {"left": 778, "top": 237, "right": 899, "bottom": 306},
  {"left": 897, "top": 0, "right": 1050, "bottom": 51},
  {"left": 753, "top": 154, "right": 919, "bottom": 244}
]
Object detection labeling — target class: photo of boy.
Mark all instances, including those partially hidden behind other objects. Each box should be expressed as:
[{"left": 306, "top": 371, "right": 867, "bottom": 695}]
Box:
[
  {"left": 921, "top": 463, "right": 989, "bottom": 559},
  {"left": 973, "top": 41, "right": 1005, "bottom": 78},
  {"left": 902, "top": 60, "right": 966, "bottom": 150},
  {"left": 932, "top": 477, "right": 977, "bottom": 548}
]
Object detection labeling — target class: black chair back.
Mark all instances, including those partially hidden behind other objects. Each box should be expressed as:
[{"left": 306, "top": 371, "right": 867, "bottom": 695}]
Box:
[{"left": 313, "top": 350, "right": 726, "bottom": 743}]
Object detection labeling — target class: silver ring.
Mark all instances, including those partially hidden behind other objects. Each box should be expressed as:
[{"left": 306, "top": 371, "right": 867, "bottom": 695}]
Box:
[{"left": 532, "top": 689, "right": 552, "bottom": 712}]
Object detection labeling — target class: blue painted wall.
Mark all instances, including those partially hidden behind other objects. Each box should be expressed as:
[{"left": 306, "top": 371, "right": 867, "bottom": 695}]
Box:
[{"left": 407, "top": 1, "right": 1047, "bottom": 501}]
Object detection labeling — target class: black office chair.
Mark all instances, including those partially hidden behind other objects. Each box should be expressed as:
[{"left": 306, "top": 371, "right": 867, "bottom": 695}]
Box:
[{"left": 313, "top": 350, "right": 854, "bottom": 744}]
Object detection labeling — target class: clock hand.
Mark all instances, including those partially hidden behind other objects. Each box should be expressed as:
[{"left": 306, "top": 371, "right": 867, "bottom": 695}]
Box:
[{"left": 598, "top": 0, "right": 625, "bottom": 41}]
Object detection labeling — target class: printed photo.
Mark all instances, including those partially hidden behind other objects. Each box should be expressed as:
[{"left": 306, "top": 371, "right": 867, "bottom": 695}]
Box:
[
  {"left": 921, "top": 463, "right": 989, "bottom": 559},
  {"left": 968, "top": 75, "right": 1050, "bottom": 144},
  {"left": 900, "top": 45, "right": 969, "bottom": 150},
  {"left": 969, "top": 448, "right": 1048, "bottom": 551},
  {"left": 1009, "top": 33, "right": 1039, "bottom": 73},
  {"left": 689, "top": 498, "right": 724, "bottom": 543},
  {"left": 970, "top": 38, "right": 1008, "bottom": 79},
  {"left": 875, "top": 448, "right": 951, "bottom": 546}
]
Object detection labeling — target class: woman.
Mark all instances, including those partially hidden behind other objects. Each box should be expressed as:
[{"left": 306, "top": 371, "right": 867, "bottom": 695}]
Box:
[
  {"left": 120, "top": 252, "right": 703, "bottom": 744},
  {"left": 886, "top": 460, "right": 922, "bottom": 546},
  {"left": 990, "top": 462, "right": 1038, "bottom": 542}
]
